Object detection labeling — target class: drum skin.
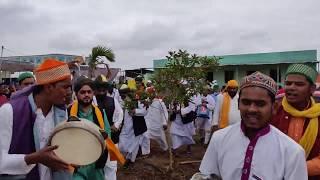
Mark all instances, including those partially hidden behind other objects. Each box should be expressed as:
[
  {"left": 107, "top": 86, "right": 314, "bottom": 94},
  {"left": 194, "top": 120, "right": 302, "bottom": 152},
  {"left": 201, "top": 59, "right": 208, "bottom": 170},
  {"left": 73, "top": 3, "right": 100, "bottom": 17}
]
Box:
[{"left": 49, "top": 118, "right": 105, "bottom": 166}]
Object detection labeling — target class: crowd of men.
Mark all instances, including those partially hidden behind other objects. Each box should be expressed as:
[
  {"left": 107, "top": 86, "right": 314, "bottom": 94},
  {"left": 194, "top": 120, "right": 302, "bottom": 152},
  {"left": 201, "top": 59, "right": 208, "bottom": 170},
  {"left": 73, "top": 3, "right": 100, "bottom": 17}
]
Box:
[{"left": 0, "top": 58, "right": 320, "bottom": 180}]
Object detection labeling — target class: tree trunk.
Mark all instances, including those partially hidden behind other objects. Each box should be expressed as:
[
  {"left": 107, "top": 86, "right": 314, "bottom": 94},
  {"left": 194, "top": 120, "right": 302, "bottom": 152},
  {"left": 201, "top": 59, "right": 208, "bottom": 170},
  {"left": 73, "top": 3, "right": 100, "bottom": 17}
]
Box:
[{"left": 165, "top": 106, "right": 174, "bottom": 172}]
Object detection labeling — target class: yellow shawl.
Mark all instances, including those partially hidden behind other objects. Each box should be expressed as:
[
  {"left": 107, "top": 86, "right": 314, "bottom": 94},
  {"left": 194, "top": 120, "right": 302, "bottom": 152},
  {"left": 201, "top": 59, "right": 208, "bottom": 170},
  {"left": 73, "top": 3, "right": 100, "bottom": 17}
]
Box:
[
  {"left": 70, "top": 101, "right": 125, "bottom": 165},
  {"left": 282, "top": 97, "right": 320, "bottom": 158},
  {"left": 219, "top": 92, "right": 231, "bottom": 128}
]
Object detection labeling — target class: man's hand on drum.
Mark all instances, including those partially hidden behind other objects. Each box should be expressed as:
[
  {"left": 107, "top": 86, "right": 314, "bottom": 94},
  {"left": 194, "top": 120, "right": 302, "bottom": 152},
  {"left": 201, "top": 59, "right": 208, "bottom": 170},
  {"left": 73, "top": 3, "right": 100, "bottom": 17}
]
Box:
[{"left": 24, "top": 145, "right": 70, "bottom": 171}]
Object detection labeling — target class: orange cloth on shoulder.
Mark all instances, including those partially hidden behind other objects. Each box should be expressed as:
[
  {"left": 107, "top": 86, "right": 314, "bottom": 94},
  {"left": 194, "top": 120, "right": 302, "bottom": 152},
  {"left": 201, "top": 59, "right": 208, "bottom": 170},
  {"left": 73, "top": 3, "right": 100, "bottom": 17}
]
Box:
[
  {"left": 70, "top": 101, "right": 125, "bottom": 165},
  {"left": 219, "top": 92, "right": 231, "bottom": 128}
]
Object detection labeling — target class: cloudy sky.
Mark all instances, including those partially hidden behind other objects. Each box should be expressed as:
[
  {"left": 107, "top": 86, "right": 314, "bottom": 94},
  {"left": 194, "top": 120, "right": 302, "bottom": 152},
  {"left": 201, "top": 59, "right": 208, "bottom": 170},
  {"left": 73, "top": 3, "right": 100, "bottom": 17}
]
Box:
[{"left": 1, "top": 0, "right": 320, "bottom": 69}]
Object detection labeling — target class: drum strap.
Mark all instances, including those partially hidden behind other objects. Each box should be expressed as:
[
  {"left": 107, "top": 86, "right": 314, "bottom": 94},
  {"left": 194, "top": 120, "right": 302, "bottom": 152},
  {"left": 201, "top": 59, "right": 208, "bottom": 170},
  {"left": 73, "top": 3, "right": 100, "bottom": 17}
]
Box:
[
  {"left": 70, "top": 101, "right": 126, "bottom": 165},
  {"left": 70, "top": 101, "right": 105, "bottom": 129}
]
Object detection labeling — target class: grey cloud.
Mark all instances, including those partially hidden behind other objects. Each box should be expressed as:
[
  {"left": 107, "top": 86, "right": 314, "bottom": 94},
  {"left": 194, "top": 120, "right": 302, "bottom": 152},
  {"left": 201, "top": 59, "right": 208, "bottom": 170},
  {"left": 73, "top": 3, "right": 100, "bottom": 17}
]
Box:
[
  {"left": 48, "top": 32, "right": 95, "bottom": 52},
  {"left": 1, "top": 0, "right": 320, "bottom": 69},
  {"left": 102, "top": 22, "right": 183, "bottom": 51},
  {"left": 0, "top": 1, "right": 53, "bottom": 35}
]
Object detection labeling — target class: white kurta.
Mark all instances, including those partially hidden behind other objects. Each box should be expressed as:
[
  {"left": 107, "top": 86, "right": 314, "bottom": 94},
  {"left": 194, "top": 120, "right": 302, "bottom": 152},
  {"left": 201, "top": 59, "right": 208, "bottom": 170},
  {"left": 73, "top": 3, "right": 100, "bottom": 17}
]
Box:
[
  {"left": 170, "top": 103, "right": 196, "bottom": 150},
  {"left": 105, "top": 94, "right": 123, "bottom": 180},
  {"left": 0, "top": 103, "right": 56, "bottom": 180},
  {"left": 199, "top": 122, "right": 307, "bottom": 180},
  {"left": 118, "top": 102, "right": 150, "bottom": 162},
  {"left": 145, "top": 98, "right": 169, "bottom": 151},
  {"left": 112, "top": 89, "right": 121, "bottom": 104},
  {"left": 212, "top": 93, "right": 241, "bottom": 126},
  {"left": 107, "top": 93, "right": 124, "bottom": 129},
  {"left": 104, "top": 145, "right": 118, "bottom": 180},
  {"left": 118, "top": 111, "right": 134, "bottom": 154}
]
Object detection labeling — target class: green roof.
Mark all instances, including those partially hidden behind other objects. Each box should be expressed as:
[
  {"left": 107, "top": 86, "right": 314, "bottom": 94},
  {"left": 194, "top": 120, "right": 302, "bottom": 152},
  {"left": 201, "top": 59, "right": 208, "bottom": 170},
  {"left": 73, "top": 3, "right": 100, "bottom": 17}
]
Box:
[{"left": 153, "top": 50, "right": 317, "bottom": 68}]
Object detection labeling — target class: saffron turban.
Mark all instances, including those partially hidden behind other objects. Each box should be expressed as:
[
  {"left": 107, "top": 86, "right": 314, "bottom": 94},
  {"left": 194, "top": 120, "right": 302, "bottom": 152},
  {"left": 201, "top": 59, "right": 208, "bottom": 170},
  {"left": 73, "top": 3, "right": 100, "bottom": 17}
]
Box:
[
  {"left": 34, "top": 58, "right": 71, "bottom": 85},
  {"left": 227, "top": 80, "right": 239, "bottom": 88}
]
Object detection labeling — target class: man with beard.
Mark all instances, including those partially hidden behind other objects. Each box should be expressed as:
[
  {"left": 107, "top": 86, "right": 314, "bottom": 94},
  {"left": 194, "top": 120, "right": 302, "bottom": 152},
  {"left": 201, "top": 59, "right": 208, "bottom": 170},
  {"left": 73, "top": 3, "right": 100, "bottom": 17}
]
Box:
[
  {"left": 195, "top": 72, "right": 307, "bottom": 180},
  {"left": 271, "top": 64, "right": 320, "bottom": 179},
  {"left": 0, "top": 58, "right": 73, "bottom": 180},
  {"left": 94, "top": 75, "right": 123, "bottom": 144},
  {"left": 68, "top": 77, "right": 111, "bottom": 180},
  {"left": 212, "top": 80, "right": 241, "bottom": 131},
  {"left": 94, "top": 75, "right": 123, "bottom": 180}
]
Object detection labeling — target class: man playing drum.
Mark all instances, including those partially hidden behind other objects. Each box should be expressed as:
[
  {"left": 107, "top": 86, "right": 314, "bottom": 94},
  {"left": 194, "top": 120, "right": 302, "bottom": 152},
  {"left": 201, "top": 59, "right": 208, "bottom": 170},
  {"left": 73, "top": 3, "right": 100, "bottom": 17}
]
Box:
[
  {"left": 68, "top": 76, "right": 111, "bottom": 180},
  {"left": 0, "top": 59, "right": 73, "bottom": 180}
]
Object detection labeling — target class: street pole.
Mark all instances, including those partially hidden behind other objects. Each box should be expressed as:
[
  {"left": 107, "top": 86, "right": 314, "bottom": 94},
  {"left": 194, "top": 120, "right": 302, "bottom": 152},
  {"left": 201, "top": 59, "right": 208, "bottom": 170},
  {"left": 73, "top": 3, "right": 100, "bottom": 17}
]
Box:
[
  {"left": 0, "top": 46, "right": 4, "bottom": 82},
  {"left": 78, "top": 63, "right": 81, "bottom": 76},
  {"left": 1, "top": 46, "right": 3, "bottom": 58}
]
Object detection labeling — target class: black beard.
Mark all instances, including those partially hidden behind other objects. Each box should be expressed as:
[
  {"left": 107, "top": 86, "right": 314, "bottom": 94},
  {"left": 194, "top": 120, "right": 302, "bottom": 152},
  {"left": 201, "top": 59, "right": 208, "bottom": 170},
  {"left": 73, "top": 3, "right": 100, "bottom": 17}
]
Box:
[
  {"left": 78, "top": 99, "right": 93, "bottom": 107},
  {"left": 228, "top": 91, "right": 237, "bottom": 98}
]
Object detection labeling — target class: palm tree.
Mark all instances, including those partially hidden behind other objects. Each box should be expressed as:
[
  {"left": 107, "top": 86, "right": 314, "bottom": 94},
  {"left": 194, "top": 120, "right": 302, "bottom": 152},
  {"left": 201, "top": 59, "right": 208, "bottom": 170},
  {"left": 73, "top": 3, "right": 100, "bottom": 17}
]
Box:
[{"left": 88, "top": 46, "right": 115, "bottom": 78}]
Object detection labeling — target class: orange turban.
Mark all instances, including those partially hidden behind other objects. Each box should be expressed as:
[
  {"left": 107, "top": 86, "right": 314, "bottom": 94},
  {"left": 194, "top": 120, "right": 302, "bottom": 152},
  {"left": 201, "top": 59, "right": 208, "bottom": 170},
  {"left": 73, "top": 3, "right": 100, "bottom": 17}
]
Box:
[
  {"left": 227, "top": 80, "right": 238, "bottom": 88},
  {"left": 34, "top": 58, "right": 71, "bottom": 85}
]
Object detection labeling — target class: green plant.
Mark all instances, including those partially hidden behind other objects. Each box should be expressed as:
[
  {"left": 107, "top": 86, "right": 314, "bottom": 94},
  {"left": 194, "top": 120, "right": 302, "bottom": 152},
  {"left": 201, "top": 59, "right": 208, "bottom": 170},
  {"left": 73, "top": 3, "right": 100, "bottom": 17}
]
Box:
[
  {"left": 88, "top": 46, "right": 115, "bottom": 78},
  {"left": 152, "top": 49, "right": 220, "bottom": 105}
]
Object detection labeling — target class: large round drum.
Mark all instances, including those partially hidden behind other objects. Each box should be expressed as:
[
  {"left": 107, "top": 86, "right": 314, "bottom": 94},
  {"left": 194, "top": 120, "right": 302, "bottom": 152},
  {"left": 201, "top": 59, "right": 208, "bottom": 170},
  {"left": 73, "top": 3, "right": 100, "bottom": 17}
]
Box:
[{"left": 48, "top": 116, "right": 106, "bottom": 166}]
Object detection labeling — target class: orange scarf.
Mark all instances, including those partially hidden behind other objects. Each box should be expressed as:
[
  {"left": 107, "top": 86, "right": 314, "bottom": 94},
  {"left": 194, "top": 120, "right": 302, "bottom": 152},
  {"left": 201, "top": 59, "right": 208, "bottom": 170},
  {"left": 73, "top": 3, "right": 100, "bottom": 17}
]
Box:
[
  {"left": 219, "top": 92, "right": 231, "bottom": 128},
  {"left": 70, "top": 101, "right": 125, "bottom": 165}
]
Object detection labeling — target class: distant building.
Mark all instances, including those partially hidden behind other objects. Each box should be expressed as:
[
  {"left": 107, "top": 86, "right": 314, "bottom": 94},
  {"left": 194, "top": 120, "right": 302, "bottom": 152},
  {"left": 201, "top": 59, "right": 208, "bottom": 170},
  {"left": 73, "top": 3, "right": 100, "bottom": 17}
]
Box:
[
  {"left": 153, "top": 50, "right": 318, "bottom": 87},
  {"left": 0, "top": 54, "right": 80, "bottom": 84},
  {"left": 2, "top": 53, "right": 79, "bottom": 65},
  {"left": 0, "top": 54, "right": 120, "bottom": 84}
]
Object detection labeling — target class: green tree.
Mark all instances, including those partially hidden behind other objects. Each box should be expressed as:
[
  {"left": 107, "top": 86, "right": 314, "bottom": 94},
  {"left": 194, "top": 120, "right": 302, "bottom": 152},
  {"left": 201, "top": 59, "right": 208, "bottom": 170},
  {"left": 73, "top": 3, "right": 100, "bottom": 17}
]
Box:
[
  {"left": 152, "top": 49, "right": 220, "bottom": 105},
  {"left": 151, "top": 49, "right": 220, "bottom": 171},
  {"left": 88, "top": 46, "right": 115, "bottom": 78}
]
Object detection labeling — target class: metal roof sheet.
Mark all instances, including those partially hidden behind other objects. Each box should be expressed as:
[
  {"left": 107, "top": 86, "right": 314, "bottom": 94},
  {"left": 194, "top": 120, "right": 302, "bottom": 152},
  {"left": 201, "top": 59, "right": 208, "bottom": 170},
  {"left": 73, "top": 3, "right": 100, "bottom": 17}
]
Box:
[{"left": 153, "top": 50, "right": 318, "bottom": 68}]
